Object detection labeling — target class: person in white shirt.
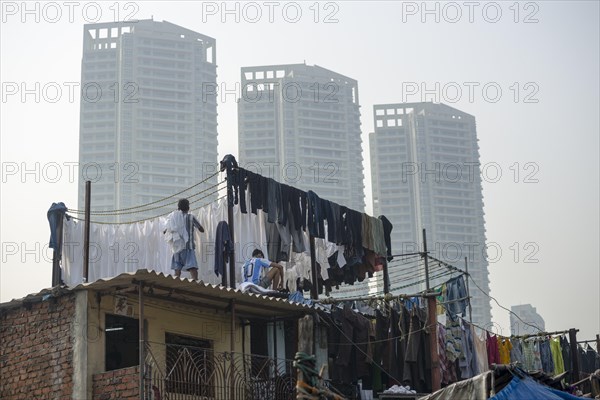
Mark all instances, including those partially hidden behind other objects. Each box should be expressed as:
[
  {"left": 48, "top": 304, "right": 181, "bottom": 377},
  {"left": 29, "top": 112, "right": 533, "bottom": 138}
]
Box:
[{"left": 164, "top": 199, "right": 204, "bottom": 280}]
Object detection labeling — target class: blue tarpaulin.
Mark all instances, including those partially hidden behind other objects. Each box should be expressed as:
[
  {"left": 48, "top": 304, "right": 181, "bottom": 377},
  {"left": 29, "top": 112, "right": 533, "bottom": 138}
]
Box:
[{"left": 490, "top": 376, "right": 581, "bottom": 400}]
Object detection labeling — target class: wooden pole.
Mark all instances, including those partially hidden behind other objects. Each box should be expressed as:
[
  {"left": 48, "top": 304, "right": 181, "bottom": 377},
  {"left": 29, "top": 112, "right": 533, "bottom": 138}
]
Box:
[
  {"left": 83, "top": 180, "right": 91, "bottom": 283},
  {"left": 427, "top": 295, "right": 441, "bottom": 392},
  {"left": 422, "top": 228, "right": 430, "bottom": 291},
  {"left": 464, "top": 257, "right": 473, "bottom": 322},
  {"left": 569, "top": 328, "right": 580, "bottom": 383},
  {"left": 230, "top": 299, "right": 235, "bottom": 398},
  {"left": 309, "top": 235, "right": 318, "bottom": 300},
  {"left": 51, "top": 213, "right": 64, "bottom": 286},
  {"left": 227, "top": 187, "right": 236, "bottom": 289},
  {"left": 382, "top": 259, "right": 390, "bottom": 294},
  {"left": 138, "top": 282, "right": 145, "bottom": 400},
  {"left": 297, "top": 315, "right": 314, "bottom": 397}
]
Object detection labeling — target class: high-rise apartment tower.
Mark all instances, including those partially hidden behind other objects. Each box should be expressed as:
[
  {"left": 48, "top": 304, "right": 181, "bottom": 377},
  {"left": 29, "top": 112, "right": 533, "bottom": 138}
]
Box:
[
  {"left": 78, "top": 20, "right": 218, "bottom": 218},
  {"left": 238, "top": 63, "right": 365, "bottom": 211},
  {"left": 370, "top": 102, "right": 491, "bottom": 326}
]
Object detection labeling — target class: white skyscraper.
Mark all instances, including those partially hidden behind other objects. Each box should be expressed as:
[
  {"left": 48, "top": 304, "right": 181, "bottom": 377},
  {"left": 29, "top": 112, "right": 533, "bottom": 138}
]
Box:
[
  {"left": 78, "top": 20, "right": 218, "bottom": 219},
  {"left": 510, "top": 304, "right": 545, "bottom": 336},
  {"left": 370, "top": 102, "right": 491, "bottom": 327},
  {"left": 238, "top": 63, "right": 365, "bottom": 211}
]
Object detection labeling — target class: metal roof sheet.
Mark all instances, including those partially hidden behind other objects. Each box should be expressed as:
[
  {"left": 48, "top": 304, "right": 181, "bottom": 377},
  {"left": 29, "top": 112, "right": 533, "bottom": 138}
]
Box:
[{"left": 1, "top": 270, "right": 315, "bottom": 319}]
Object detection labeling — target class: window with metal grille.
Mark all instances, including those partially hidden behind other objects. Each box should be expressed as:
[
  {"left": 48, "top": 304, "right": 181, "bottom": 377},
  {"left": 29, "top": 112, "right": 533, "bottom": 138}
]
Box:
[{"left": 165, "top": 333, "right": 214, "bottom": 397}]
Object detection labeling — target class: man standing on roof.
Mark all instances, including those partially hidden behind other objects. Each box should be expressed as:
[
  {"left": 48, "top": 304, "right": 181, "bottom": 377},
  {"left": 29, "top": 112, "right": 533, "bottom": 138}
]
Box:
[
  {"left": 164, "top": 198, "right": 204, "bottom": 280},
  {"left": 242, "top": 249, "right": 284, "bottom": 290}
]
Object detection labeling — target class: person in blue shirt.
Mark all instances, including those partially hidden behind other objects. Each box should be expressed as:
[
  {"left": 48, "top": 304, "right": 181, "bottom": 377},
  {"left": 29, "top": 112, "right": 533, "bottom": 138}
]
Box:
[{"left": 242, "top": 249, "right": 284, "bottom": 289}]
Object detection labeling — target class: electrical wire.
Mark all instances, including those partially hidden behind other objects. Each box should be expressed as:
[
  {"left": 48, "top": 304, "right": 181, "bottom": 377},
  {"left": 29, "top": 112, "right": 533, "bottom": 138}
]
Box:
[
  {"left": 387, "top": 262, "right": 444, "bottom": 281},
  {"left": 320, "top": 312, "right": 401, "bottom": 382},
  {"left": 326, "top": 267, "right": 448, "bottom": 300},
  {"left": 67, "top": 169, "right": 221, "bottom": 214},
  {"left": 390, "top": 270, "right": 454, "bottom": 292},
  {"left": 69, "top": 189, "right": 226, "bottom": 225},
  {"left": 465, "top": 272, "right": 545, "bottom": 333},
  {"left": 69, "top": 180, "right": 226, "bottom": 217},
  {"left": 426, "top": 254, "right": 546, "bottom": 333},
  {"left": 324, "top": 262, "right": 446, "bottom": 300},
  {"left": 387, "top": 253, "right": 422, "bottom": 264}
]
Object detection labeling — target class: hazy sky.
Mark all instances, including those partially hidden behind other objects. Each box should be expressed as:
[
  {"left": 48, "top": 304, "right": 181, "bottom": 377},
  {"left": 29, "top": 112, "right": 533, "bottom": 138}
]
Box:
[{"left": 1, "top": 1, "right": 599, "bottom": 340}]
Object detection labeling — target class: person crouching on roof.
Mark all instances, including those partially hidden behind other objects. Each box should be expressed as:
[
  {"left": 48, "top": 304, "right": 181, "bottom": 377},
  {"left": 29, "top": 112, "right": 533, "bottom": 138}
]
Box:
[{"left": 241, "top": 249, "right": 284, "bottom": 290}]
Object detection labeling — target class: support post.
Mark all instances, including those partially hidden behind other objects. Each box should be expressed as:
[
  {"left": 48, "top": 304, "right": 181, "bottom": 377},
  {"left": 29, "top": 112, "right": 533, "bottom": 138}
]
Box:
[
  {"left": 83, "top": 180, "right": 91, "bottom": 283},
  {"left": 222, "top": 155, "right": 239, "bottom": 288},
  {"left": 382, "top": 259, "right": 390, "bottom": 294},
  {"left": 51, "top": 213, "right": 64, "bottom": 286},
  {"left": 273, "top": 318, "right": 278, "bottom": 361},
  {"left": 227, "top": 184, "right": 236, "bottom": 289},
  {"left": 297, "top": 315, "right": 314, "bottom": 392},
  {"left": 569, "top": 328, "right": 580, "bottom": 383},
  {"left": 427, "top": 295, "right": 441, "bottom": 392},
  {"left": 138, "top": 283, "right": 145, "bottom": 400},
  {"left": 230, "top": 299, "right": 235, "bottom": 398},
  {"left": 464, "top": 257, "right": 473, "bottom": 322},
  {"left": 309, "top": 235, "right": 319, "bottom": 300},
  {"left": 422, "top": 228, "right": 430, "bottom": 291}
]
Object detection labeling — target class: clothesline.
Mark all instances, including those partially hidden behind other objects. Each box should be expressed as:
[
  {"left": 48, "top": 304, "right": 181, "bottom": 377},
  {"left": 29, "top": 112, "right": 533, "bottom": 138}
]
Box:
[
  {"left": 510, "top": 329, "right": 578, "bottom": 339},
  {"left": 69, "top": 186, "right": 226, "bottom": 224},
  {"left": 67, "top": 170, "right": 221, "bottom": 214},
  {"left": 578, "top": 339, "right": 599, "bottom": 344},
  {"left": 315, "top": 290, "right": 431, "bottom": 304}
]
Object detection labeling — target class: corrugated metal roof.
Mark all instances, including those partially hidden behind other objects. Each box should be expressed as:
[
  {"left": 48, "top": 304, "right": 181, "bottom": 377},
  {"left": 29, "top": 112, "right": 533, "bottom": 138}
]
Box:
[{"left": 1, "top": 270, "right": 315, "bottom": 319}]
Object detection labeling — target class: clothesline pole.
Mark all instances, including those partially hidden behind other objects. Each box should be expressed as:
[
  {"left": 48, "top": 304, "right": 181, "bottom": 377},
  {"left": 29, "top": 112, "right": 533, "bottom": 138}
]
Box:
[
  {"left": 422, "top": 228, "right": 430, "bottom": 291},
  {"left": 226, "top": 170, "right": 236, "bottom": 289},
  {"left": 230, "top": 299, "right": 236, "bottom": 398},
  {"left": 569, "top": 328, "right": 580, "bottom": 382},
  {"left": 51, "top": 213, "right": 64, "bottom": 286},
  {"left": 427, "top": 295, "right": 441, "bottom": 391},
  {"left": 138, "top": 282, "right": 145, "bottom": 400},
  {"left": 382, "top": 259, "right": 390, "bottom": 294},
  {"left": 83, "top": 180, "right": 91, "bottom": 283},
  {"left": 464, "top": 257, "right": 473, "bottom": 323},
  {"left": 309, "top": 235, "right": 319, "bottom": 300}
]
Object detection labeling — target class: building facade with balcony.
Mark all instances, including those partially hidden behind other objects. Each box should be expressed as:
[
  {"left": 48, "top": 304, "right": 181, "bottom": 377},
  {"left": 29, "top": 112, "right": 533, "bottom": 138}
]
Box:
[{"left": 0, "top": 270, "right": 316, "bottom": 399}]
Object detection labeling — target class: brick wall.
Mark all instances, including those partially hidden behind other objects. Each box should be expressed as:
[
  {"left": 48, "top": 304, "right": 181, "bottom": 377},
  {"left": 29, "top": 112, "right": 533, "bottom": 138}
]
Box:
[
  {"left": 0, "top": 293, "right": 75, "bottom": 399},
  {"left": 92, "top": 366, "right": 139, "bottom": 399}
]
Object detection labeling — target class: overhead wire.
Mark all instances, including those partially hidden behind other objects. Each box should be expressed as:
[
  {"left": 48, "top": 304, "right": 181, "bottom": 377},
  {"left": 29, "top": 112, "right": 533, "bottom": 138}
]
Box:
[
  {"left": 69, "top": 185, "right": 226, "bottom": 225},
  {"left": 427, "top": 254, "right": 546, "bottom": 334},
  {"left": 320, "top": 312, "right": 405, "bottom": 383},
  {"left": 465, "top": 271, "right": 545, "bottom": 333},
  {"left": 327, "top": 267, "right": 450, "bottom": 300},
  {"left": 323, "top": 267, "right": 437, "bottom": 300},
  {"left": 387, "top": 262, "right": 443, "bottom": 281},
  {"left": 387, "top": 253, "right": 422, "bottom": 264},
  {"left": 69, "top": 179, "right": 226, "bottom": 217},
  {"left": 67, "top": 169, "right": 221, "bottom": 214},
  {"left": 325, "top": 258, "right": 446, "bottom": 300}
]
